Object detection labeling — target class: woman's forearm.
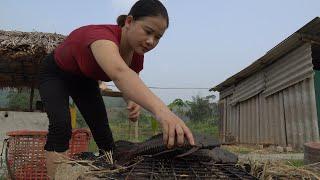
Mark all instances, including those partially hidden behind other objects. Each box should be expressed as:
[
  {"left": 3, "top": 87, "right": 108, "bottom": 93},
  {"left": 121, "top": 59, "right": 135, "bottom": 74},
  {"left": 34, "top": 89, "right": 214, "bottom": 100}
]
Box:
[{"left": 113, "top": 68, "right": 168, "bottom": 117}]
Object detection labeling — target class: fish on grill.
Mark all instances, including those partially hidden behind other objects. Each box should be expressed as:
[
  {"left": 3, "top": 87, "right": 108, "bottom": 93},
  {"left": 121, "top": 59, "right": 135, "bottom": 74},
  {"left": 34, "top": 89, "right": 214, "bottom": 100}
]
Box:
[
  {"left": 183, "top": 148, "right": 238, "bottom": 163},
  {"left": 114, "top": 133, "right": 221, "bottom": 164}
]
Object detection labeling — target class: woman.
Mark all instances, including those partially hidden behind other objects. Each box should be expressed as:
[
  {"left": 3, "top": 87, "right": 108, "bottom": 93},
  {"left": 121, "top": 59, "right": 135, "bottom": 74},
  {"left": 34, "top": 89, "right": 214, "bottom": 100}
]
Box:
[{"left": 38, "top": 0, "right": 194, "bottom": 177}]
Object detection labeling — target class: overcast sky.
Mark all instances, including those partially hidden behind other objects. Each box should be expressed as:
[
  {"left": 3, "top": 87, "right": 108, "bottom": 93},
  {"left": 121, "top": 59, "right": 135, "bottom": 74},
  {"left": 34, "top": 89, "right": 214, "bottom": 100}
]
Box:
[{"left": 1, "top": 0, "right": 319, "bottom": 104}]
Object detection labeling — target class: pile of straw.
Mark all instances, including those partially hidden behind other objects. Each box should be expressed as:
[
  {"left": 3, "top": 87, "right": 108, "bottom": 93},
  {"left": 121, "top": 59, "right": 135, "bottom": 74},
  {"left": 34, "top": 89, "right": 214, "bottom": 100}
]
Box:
[
  {"left": 54, "top": 151, "right": 142, "bottom": 180},
  {"left": 237, "top": 160, "right": 320, "bottom": 179}
]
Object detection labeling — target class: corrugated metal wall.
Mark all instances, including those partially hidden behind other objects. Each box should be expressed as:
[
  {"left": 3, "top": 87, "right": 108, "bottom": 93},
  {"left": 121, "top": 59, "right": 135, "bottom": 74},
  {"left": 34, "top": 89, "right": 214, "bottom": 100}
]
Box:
[
  {"left": 218, "top": 43, "right": 320, "bottom": 149},
  {"left": 262, "top": 43, "right": 318, "bottom": 148},
  {"left": 263, "top": 44, "right": 314, "bottom": 97},
  {"left": 231, "top": 72, "right": 265, "bottom": 104},
  {"left": 226, "top": 96, "right": 239, "bottom": 142},
  {"left": 219, "top": 94, "right": 240, "bottom": 143},
  {"left": 260, "top": 91, "right": 287, "bottom": 146},
  {"left": 281, "top": 78, "right": 319, "bottom": 148},
  {"left": 239, "top": 95, "right": 260, "bottom": 144},
  {"left": 220, "top": 85, "right": 234, "bottom": 99},
  {"left": 218, "top": 99, "right": 226, "bottom": 142}
]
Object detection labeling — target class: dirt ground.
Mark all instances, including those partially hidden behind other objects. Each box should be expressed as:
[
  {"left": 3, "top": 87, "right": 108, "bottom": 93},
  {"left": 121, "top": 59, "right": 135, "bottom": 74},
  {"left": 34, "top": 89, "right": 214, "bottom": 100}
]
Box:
[
  {"left": 222, "top": 144, "right": 304, "bottom": 162},
  {"left": 222, "top": 144, "right": 320, "bottom": 179}
]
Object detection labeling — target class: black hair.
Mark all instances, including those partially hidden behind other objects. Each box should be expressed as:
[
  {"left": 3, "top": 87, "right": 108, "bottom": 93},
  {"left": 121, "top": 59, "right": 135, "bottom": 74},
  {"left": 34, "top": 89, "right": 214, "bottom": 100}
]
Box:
[{"left": 117, "top": 0, "right": 169, "bottom": 28}]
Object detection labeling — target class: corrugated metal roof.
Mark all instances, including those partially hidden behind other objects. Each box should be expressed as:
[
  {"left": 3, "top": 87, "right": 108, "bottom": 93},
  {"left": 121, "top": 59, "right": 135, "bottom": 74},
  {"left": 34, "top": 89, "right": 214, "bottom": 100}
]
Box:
[{"left": 211, "top": 17, "right": 320, "bottom": 92}]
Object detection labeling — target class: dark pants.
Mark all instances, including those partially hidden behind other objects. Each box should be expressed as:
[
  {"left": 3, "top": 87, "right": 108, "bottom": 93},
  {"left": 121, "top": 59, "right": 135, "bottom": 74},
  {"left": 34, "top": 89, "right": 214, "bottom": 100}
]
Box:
[{"left": 38, "top": 53, "right": 114, "bottom": 152}]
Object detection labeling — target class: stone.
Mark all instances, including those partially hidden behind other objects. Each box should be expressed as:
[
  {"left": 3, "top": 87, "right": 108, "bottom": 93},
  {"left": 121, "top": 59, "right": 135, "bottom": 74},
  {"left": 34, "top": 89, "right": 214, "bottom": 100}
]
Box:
[
  {"left": 258, "top": 145, "right": 264, "bottom": 149},
  {"left": 276, "top": 146, "right": 284, "bottom": 153},
  {"left": 285, "top": 146, "right": 293, "bottom": 152}
]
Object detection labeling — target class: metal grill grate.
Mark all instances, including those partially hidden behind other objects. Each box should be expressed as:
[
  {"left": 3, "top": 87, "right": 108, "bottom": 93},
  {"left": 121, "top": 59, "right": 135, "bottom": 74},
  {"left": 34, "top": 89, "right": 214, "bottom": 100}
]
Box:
[{"left": 114, "top": 157, "right": 257, "bottom": 180}]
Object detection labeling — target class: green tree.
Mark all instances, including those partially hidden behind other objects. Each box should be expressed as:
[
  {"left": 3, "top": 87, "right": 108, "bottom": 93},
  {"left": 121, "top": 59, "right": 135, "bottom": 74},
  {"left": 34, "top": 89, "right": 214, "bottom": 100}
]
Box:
[
  {"left": 168, "top": 98, "right": 187, "bottom": 118},
  {"left": 168, "top": 98, "right": 185, "bottom": 110},
  {"left": 6, "top": 88, "right": 40, "bottom": 110},
  {"left": 185, "top": 95, "right": 217, "bottom": 123}
]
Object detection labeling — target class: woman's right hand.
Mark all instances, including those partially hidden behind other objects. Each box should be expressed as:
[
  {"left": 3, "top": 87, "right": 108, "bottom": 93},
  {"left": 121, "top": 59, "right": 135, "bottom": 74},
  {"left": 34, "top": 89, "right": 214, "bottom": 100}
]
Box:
[{"left": 156, "top": 109, "right": 195, "bottom": 148}]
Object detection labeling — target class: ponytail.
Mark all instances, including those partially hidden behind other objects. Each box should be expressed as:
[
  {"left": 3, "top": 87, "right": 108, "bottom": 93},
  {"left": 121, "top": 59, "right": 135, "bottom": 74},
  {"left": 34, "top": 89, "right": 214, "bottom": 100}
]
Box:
[{"left": 117, "top": 15, "right": 128, "bottom": 27}]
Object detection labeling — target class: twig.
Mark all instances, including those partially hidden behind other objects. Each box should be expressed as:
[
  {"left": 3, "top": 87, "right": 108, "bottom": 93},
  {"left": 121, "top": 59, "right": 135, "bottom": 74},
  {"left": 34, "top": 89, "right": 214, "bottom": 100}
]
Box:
[{"left": 85, "top": 157, "right": 145, "bottom": 175}]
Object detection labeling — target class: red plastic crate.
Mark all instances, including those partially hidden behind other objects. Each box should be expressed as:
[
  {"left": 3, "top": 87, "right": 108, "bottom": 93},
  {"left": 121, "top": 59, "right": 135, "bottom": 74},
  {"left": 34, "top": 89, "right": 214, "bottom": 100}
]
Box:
[{"left": 5, "top": 129, "right": 91, "bottom": 180}]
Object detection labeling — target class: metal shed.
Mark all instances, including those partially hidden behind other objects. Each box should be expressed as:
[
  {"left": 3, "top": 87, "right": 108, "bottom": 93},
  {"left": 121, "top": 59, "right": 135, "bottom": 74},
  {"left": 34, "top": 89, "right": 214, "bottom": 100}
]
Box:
[{"left": 211, "top": 17, "right": 320, "bottom": 149}]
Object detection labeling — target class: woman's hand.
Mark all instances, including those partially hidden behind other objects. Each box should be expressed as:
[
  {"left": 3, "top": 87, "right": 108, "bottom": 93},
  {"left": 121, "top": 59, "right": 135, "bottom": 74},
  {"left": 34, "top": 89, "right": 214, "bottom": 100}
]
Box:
[
  {"left": 127, "top": 101, "right": 141, "bottom": 122},
  {"left": 156, "top": 109, "right": 195, "bottom": 148}
]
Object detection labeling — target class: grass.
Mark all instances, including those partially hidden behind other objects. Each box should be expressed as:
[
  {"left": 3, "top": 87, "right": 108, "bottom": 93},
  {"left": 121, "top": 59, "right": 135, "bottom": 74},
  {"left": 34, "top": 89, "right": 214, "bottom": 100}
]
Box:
[
  {"left": 0, "top": 158, "right": 8, "bottom": 180},
  {"left": 223, "top": 145, "right": 255, "bottom": 154},
  {"left": 0, "top": 173, "right": 7, "bottom": 180},
  {"left": 185, "top": 120, "right": 218, "bottom": 137},
  {"left": 234, "top": 148, "right": 252, "bottom": 154},
  {"left": 88, "top": 139, "right": 98, "bottom": 152},
  {"left": 286, "top": 159, "right": 304, "bottom": 167}
]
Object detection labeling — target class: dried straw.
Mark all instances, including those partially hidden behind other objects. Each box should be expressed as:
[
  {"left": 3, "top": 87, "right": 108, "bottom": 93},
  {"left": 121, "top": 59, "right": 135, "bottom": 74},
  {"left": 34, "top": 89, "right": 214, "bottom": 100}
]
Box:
[
  {"left": 0, "top": 30, "right": 65, "bottom": 56},
  {"left": 237, "top": 159, "right": 320, "bottom": 179}
]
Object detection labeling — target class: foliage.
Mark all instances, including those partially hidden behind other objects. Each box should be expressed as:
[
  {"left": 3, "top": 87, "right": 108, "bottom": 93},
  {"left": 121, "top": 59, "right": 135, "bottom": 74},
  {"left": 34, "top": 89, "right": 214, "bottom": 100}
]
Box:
[
  {"left": 116, "top": 108, "right": 128, "bottom": 122},
  {"left": 138, "top": 110, "right": 155, "bottom": 124},
  {"left": 103, "top": 96, "right": 126, "bottom": 108},
  {"left": 0, "top": 89, "right": 9, "bottom": 107},
  {"left": 168, "top": 98, "right": 187, "bottom": 118},
  {"left": 168, "top": 98, "right": 185, "bottom": 110},
  {"left": 150, "top": 117, "right": 158, "bottom": 135},
  {"left": 75, "top": 106, "right": 87, "bottom": 128},
  {"left": 0, "top": 174, "right": 6, "bottom": 180},
  {"left": 184, "top": 95, "right": 218, "bottom": 124},
  {"left": 186, "top": 95, "right": 210, "bottom": 122},
  {"left": 6, "top": 88, "right": 41, "bottom": 110},
  {"left": 88, "top": 139, "right": 98, "bottom": 152},
  {"left": 185, "top": 120, "right": 218, "bottom": 137}
]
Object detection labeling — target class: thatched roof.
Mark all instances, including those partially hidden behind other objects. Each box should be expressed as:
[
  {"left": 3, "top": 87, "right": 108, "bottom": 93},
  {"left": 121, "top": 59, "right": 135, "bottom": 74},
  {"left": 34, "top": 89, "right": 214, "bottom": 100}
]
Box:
[
  {"left": 0, "top": 30, "right": 65, "bottom": 88},
  {"left": 101, "top": 89, "right": 123, "bottom": 97},
  {"left": 99, "top": 81, "right": 123, "bottom": 97},
  {"left": 0, "top": 30, "right": 122, "bottom": 99}
]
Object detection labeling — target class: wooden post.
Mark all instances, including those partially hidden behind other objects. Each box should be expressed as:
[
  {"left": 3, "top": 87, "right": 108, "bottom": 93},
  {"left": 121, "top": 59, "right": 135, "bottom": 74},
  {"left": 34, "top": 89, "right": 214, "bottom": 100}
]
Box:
[
  {"left": 134, "top": 121, "right": 139, "bottom": 141},
  {"left": 29, "top": 86, "right": 34, "bottom": 111},
  {"left": 129, "top": 120, "right": 132, "bottom": 140},
  {"left": 70, "top": 103, "right": 77, "bottom": 129}
]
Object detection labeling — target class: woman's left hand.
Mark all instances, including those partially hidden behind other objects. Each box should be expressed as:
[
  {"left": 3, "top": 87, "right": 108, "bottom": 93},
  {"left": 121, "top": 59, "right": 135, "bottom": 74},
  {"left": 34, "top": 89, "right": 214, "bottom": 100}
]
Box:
[{"left": 127, "top": 101, "right": 141, "bottom": 122}]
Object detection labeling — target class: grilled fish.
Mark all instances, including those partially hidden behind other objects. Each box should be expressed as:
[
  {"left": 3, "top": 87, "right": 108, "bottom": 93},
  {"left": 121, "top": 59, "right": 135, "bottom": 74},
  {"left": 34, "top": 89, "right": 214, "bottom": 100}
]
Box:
[{"left": 114, "top": 133, "right": 221, "bottom": 164}]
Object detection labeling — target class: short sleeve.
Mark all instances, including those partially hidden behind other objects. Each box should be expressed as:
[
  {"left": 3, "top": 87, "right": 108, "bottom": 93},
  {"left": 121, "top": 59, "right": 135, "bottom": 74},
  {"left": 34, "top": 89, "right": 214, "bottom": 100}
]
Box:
[{"left": 83, "top": 26, "right": 120, "bottom": 47}]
